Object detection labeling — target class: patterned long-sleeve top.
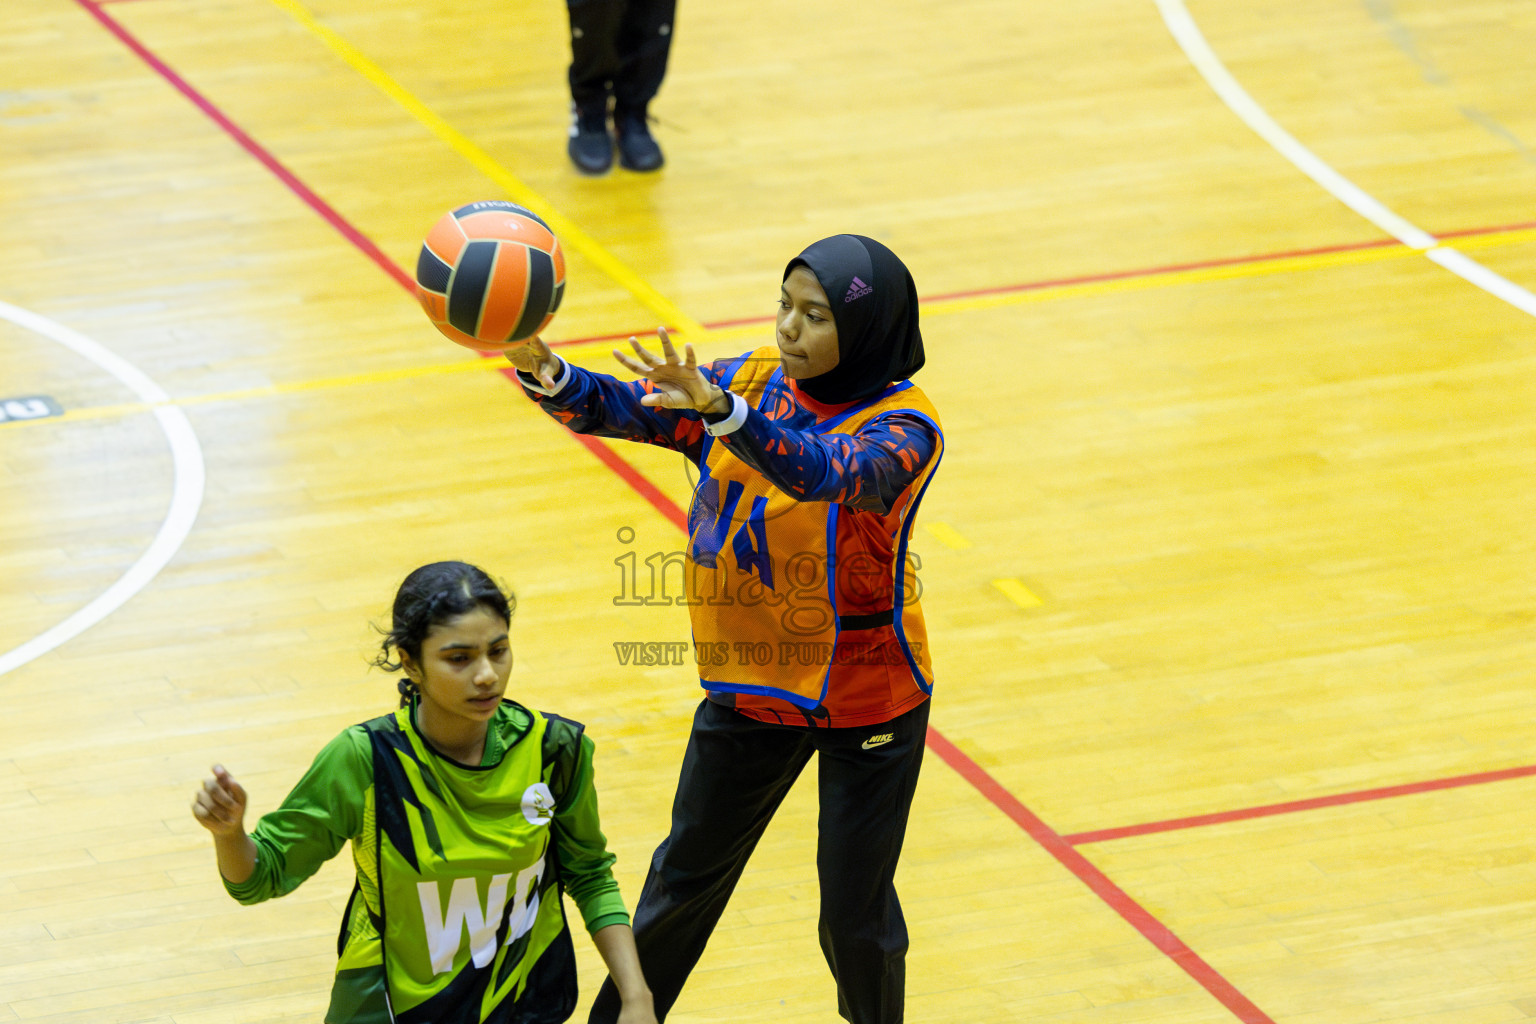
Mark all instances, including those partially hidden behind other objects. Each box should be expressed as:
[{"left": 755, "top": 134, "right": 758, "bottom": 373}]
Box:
[
  {"left": 518, "top": 354, "right": 938, "bottom": 515},
  {"left": 518, "top": 352, "right": 941, "bottom": 729}
]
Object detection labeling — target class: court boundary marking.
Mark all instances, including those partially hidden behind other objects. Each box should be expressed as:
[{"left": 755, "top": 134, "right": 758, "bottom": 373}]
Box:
[
  {"left": 925, "top": 731, "right": 1276, "bottom": 1023},
  {"left": 1155, "top": 0, "right": 1536, "bottom": 319},
  {"left": 66, "top": 3, "right": 1536, "bottom": 1020},
  {"left": 1064, "top": 761, "right": 1536, "bottom": 845},
  {"left": 0, "top": 300, "right": 206, "bottom": 679}
]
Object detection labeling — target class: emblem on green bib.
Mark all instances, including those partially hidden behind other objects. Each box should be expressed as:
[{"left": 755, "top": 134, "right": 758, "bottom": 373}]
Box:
[{"left": 521, "top": 783, "right": 555, "bottom": 825}]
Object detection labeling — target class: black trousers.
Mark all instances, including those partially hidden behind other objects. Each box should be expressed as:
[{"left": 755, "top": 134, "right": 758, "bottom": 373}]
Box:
[
  {"left": 588, "top": 697, "right": 930, "bottom": 1024},
  {"left": 566, "top": 0, "right": 676, "bottom": 116}
]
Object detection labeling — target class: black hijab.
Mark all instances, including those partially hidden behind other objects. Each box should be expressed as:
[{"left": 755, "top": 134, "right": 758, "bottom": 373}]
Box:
[{"left": 783, "top": 234, "right": 925, "bottom": 404}]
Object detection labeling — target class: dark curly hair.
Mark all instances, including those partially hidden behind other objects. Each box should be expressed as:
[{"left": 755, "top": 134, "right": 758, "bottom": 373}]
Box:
[{"left": 373, "top": 562, "right": 515, "bottom": 707}]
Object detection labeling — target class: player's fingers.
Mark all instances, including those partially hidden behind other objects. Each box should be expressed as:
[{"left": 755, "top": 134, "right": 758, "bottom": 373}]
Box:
[
  {"left": 682, "top": 343, "right": 698, "bottom": 370},
  {"left": 639, "top": 388, "right": 684, "bottom": 408},
  {"left": 612, "top": 349, "right": 648, "bottom": 375},
  {"left": 507, "top": 337, "right": 544, "bottom": 367},
  {"left": 205, "top": 777, "right": 238, "bottom": 810},
  {"left": 627, "top": 337, "right": 661, "bottom": 367},
  {"left": 656, "top": 327, "right": 678, "bottom": 360},
  {"left": 192, "top": 795, "right": 225, "bottom": 826},
  {"left": 201, "top": 782, "right": 230, "bottom": 814}
]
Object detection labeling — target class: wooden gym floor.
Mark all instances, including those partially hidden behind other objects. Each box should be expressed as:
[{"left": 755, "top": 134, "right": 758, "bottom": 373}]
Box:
[{"left": 2, "top": 0, "right": 1534, "bottom": 1021}]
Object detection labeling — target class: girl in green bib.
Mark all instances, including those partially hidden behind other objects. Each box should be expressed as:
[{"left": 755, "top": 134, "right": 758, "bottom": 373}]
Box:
[{"left": 192, "top": 561, "right": 656, "bottom": 1024}]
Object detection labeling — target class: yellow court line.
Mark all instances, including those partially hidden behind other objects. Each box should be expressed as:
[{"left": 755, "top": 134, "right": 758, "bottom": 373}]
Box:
[
  {"left": 0, "top": 330, "right": 746, "bottom": 430},
  {"left": 694, "top": 322, "right": 774, "bottom": 346},
  {"left": 666, "top": 223, "right": 1536, "bottom": 337},
  {"left": 0, "top": 337, "right": 746, "bottom": 431},
  {"left": 265, "top": 0, "right": 707, "bottom": 342},
  {"left": 1444, "top": 226, "right": 1536, "bottom": 253},
  {"left": 923, "top": 522, "right": 973, "bottom": 550},
  {"left": 0, "top": 357, "right": 501, "bottom": 429},
  {"left": 8, "top": 224, "right": 1531, "bottom": 431},
  {"left": 993, "top": 578, "right": 1044, "bottom": 609}
]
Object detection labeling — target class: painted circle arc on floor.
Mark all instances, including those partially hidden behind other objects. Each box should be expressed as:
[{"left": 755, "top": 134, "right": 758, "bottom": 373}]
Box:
[{"left": 0, "top": 299, "right": 205, "bottom": 678}]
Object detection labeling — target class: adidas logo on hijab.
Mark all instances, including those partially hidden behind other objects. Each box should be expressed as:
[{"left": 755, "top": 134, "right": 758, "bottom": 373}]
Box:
[{"left": 784, "top": 235, "right": 925, "bottom": 405}]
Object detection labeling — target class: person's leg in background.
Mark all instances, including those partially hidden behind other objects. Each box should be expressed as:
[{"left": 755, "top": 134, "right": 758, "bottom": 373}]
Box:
[
  {"left": 813, "top": 699, "right": 931, "bottom": 1024},
  {"left": 588, "top": 699, "right": 815, "bottom": 1022},
  {"left": 565, "top": 0, "right": 622, "bottom": 173},
  {"left": 611, "top": 0, "right": 675, "bottom": 171}
]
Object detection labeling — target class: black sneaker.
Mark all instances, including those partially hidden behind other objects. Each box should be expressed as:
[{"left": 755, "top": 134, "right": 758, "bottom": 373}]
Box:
[
  {"left": 567, "top": 104, "right": 612, "bottom": 175},
  {"left": 615, "top": 112, "right": 664, "bottom": 172}
]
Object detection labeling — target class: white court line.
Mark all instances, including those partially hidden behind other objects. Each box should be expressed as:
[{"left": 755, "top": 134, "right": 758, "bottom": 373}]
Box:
[
  {"left": 0, "top": 301, "right": 205, "bottom": 678},
  {"left": 1155, "top": 0, "right": 1536, "bottom": 318}
]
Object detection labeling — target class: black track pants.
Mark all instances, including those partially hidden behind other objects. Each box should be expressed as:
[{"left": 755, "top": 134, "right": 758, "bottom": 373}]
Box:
[
  {"left": 588, "top": 697, "right": 929, "bottom": 1024},
  {"left": 566, "top": 0, "right": 676, "bottom": 115}
]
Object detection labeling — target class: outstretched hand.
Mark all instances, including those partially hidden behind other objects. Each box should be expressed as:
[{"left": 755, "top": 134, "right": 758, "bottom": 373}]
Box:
[
  {"left": 503, "top": 336, "right": 562, "bottom": 391},
  {"left": 613, "top": 328, "right": 731, "bottom": 415},
  {"left": 192, "top": 764, "right": 248, "bottom": 838}
]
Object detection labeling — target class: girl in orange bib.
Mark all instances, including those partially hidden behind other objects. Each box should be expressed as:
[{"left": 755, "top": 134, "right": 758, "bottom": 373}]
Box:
[{"left": 508, "top": 235, "right": 942, "bottom": 1024}]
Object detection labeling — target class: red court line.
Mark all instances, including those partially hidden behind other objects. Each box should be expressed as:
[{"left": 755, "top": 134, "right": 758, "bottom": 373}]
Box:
[
  {"left": 920, "top": 237, "right": 1401, "bottom": 303},
  {"left": 547, "top": 330, "right": 658, "bottom": 349},
  {"left": 547, "top": 239, "right": 1427, "bottom": 345},
  {"left": 617, "top": 217, "right": 1536, "bottom": 339},
  {"left": 915, "top": 218, "right": 1536, "bottom": 306},
  {"left": 492, "top": 364, "right": 691, "bottom": 528},
  {"left": 1065, "top": 762, "right": 1536, "bottom": 846},
  {"left": 926, "top": 731, "right": 1276, "bottom": 1023},
  {"left": 74, "top": 0, "right": 691, "bottom": 540},
  {"left": 75, "top": 0, "right": 415, "bottom": 296},
  {"left": 1438, "top": 219, "right": 1536, "bottom": 241},
  {"left": 690, "top": 248, "right": 1403, "bottom": 336}
]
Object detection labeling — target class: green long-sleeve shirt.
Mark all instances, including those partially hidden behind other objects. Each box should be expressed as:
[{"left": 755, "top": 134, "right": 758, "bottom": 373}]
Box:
[
  {"left": 223, "top": 701, "right": 630, "bottom": 1022},
  {"left": 225, "top": 702, "right": 629, "bottom": 933}
]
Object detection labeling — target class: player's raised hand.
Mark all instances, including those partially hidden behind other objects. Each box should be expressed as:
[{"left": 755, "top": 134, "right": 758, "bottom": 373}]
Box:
[
  {"left": 504, "top": 336, "right": 561, "bottom": 391},
  {"left": 613, "top": 328, "right": 727, "bottom": 413},
  {"left": 192, "top": 764, "right": 249, "bottom": 838}
]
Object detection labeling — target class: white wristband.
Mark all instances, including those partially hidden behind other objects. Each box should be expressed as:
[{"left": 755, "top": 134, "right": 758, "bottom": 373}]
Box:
[
  {"left": 702, "top": 391, "right": 748, "bottom": 436},
  {"left": 518, "top": 356, "right": 571, "bottom": 396}
]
